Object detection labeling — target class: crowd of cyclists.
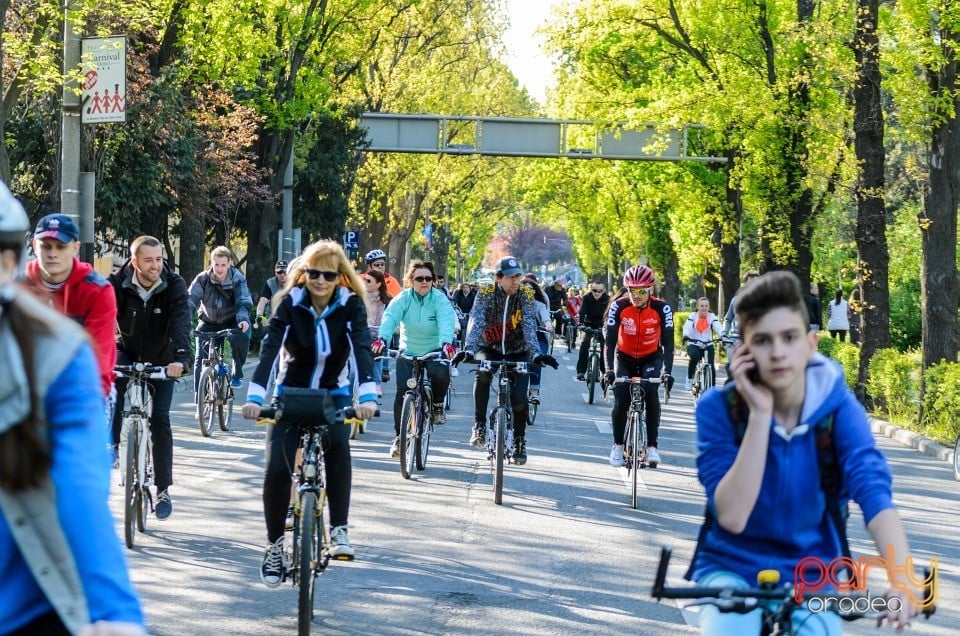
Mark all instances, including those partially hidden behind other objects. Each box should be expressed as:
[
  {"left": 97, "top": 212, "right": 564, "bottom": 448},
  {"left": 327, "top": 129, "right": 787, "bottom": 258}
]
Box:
[{"left": 0, "top": 177, "right": 927, "bottom": 635}]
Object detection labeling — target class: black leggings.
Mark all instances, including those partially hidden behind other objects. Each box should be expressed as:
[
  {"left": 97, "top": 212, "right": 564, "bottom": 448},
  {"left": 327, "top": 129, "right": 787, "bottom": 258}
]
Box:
[
  {"left": 263, "top": 415, "right": 351, "bottom": 543},
  {"left": 473, "top": 364, "right": 530, "bottom": 439},
  {"left": 611, "top": 353, "right": 663, "bottom": 447},
  {"left": 392, "top": 356, "right": 450, "bottom": 435},
  {"left": 9, "top": 610, "right": 70, "bottom": 635}
]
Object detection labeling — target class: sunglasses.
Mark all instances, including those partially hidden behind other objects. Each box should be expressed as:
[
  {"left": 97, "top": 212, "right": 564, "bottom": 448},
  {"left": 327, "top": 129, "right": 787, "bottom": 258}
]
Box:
[
  {"left": 592, "top": 289, "right": 603, "bottom": 294},
  {"left": 305, "top": 269, "right": 340, "bottom": 282},
  {"left": 413, "top": 276, "right": 434, "bottom": 283},
  {"left": 627, "top": 287, "right": 651, "bottom": 295},
  {"left": 275, "top": 270, "right": 286, "bottom": 275}
]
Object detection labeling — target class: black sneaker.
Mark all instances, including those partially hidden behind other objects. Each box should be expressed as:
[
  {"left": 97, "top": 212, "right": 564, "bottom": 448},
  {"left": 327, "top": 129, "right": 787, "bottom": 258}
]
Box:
[
  {"left": 260, "top": 537, "right": 284, "bottom": 588},
  {"left": 513, "top": 436, "right": 527, "bottom": 465},
  {"left": 432, "top": 404, "right": 446, "bottom": 425},
  {"left": 155, "top": 490, "right": 172, "bottom": 520},
  {"left": 469, "top": 422, "right": 486, "bottom": 447},
  {"left": 576, "top": 373, "right": 585, "bottom": 382},
  {"left": 381, "top": 370, "right": 390, "bottom": 382}
]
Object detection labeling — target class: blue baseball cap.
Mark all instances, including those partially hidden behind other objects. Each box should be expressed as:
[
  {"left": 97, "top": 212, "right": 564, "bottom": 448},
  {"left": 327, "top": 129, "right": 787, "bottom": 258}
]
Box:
[
  {"left": 497, "top": 256, "right": 522, "bottom": 277},
  {"left": 34, "top": 214, "right": 79, "bottom": 243}
]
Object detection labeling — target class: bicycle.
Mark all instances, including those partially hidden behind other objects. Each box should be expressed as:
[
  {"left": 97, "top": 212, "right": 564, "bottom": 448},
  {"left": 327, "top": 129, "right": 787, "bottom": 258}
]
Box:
[
  {"left": 115, "top": 362, "right": 167, "bottom": 549},
  {"left": 580, "top": 326, "right": 605, "bottom": 404},
  {"left": 194, "top": 328, "right": 237, "bottom": 436},
  {"left": 651, "top": 546, "right": 936, "bottom": 635},
  {"left": 615, "top": 374, "right": 669, "bottom": 509},
  {"left": 461, "top": 357, "right": 529, "bottom": 505},
  {"left": 255, "top": 401, "right": 373, "bottom": 636},
  {"left": 380, "top": 349, "right": 449, "bottom": 479},
  {"left": 686, "top": 337, "right": 722, "bottom": 404}
]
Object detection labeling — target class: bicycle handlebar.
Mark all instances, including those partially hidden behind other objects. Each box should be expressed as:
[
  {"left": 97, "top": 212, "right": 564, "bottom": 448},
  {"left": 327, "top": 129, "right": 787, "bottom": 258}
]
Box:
[
  {"left": 375, "top": 349, "right": 450, "bottom": 364},
  {"left": 256, "top": 406, "right": 380, "bottom": 423},
  {"left": 114, "top": 363, "right": 168, "bottom": 380},
  {"left": 613, "top": 375, "right": 671, "bottom": 385},
  {"left": 192, "top": 328, "right": 241, "bottom": 339},
  {"left": 683, "top": 338, "right": 724, "bottom": 350},
  {"left": 651, "top": 546, "right": 936, "bottom": 620}
]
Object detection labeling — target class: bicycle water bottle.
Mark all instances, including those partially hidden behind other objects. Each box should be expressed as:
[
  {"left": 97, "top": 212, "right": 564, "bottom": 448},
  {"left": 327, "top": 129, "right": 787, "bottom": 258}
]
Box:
[{"left": 217, "top": 362, "right": 229, "bottom": 377}]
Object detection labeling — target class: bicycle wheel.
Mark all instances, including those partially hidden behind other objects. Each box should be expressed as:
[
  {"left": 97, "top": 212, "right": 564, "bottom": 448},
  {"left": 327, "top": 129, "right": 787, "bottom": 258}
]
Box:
[
  {"left": 493, "top": 410, "right": 506, "bottom": 505},
  {"left": 528, "top": 399, "right": 538, "bottom": 426},
  {"left": 953, "top": 434, "right": 960, "bottom": 481},
  {"left": 587, "top": 356, "right": 598, "bottom": 404},
  {"left": 416, "top": 405, "right": 431, "bottom": 471},
  {"left": 630, "top": 411, "right": 642, "bottom": 509},
  {"left": 197, "top": 367, "right": 216, "bottom": 437},
  {"left": 123, "top": 422, "right": 139, "bottom": 548},
  {"left": 444, "top": 386, "right": 453, "bottom": 411},
  {"left": 217, "top": 377, "right": 233, "bottom": 431},
  {"left": 703, "top": 364, "right": 714, "bottom": 393},
  {"left": 399, "top": 393, "right": 417, "bottom": 479},
  {"left": 136, "top": 435, "right": 150, "bottom": 532},
  {"left": 297, "top": 491, "right": 317, "bottom": 636},
  {"left": 566, "top": 325, "right": 575, "bottom": 352}
]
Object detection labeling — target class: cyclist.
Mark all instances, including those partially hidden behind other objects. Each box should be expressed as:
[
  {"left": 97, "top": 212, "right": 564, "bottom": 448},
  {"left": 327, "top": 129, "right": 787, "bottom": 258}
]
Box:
[
  {"left": 521, "top": 274, "right": 552, "bottom": 404},
  {"left": 545, "top": 278, "right": 567, "bottom": 336},
  {"left": 575, "top": 282, "right": 609, "bottom": 381},
  {"left": 605, "top": 265, "right": 674, "bottom": 468},
  {"left": 0, "top": 182, "right": 146, "bottom": 636},
  {"left": 463, "top": 257, "right": 558, "bottom": 464},
  {"left": 682, "top": 297, "right": 722, "bottom": 391},
  {"left": 108, "top": 235, "right": 191, "bottom": 520},
  {"left": 241, "top": 240, "right": 378, "bottom": 587},
  {"left": 187, "top": 245, "right": 253, "bottom": 391},
  {"left": 362, "top": 268, "right": 393, "bottom": 398},
  {"left": 372, "top": 260, "right": 457, "bottom": 457},
  {"left": 255, "top": 259, "right": 288, "bottom": 325},
  {"left": 690, "top": 271, "right": 922, "bottom": 634},
  {"left": 364, "top": 249, "right": 401, "bottom": 296},
  {"left": 365, "top": 249, "right": 401, "bottom": 381},
  {"left": 21, "top": 213, "right": 117, "bottom": 410}
]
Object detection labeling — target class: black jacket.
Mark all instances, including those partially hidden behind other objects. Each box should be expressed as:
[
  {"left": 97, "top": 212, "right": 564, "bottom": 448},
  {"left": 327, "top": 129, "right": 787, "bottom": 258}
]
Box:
[
  {"left": 578, "top": 290, "right": 609, "bottom": 328},
  {"left": 109, "top": 260, "right": 192, "bottom": 367},
  {"left": 247, "top": 286, "right": 376, "bottom": 405}
]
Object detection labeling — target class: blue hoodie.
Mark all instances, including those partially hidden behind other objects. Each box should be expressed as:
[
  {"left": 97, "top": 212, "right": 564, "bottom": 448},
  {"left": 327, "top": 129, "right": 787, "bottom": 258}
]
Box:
[{"left": 690, "top": 353, "right": 894, "bottom": 585}]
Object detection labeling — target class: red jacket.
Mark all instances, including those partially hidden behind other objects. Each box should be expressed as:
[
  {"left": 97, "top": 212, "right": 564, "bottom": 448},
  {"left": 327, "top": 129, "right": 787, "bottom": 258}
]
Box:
[{"left": 23, "top": 258, "right": 118, "bottom": 395}]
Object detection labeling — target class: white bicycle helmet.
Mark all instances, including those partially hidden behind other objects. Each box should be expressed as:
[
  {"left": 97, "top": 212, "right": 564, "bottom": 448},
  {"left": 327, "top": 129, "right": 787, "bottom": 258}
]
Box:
[
  {"left": 365, "top": 249, "right": 387, "bottom": 263},
  {"left": 0, "top": 181, "right": 28, "bottom": 246}
]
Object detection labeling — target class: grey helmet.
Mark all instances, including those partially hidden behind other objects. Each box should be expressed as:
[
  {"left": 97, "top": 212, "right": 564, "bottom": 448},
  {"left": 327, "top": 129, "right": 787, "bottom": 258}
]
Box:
[{"left": 0, "top": 181, "right": 28, "bottom": 246}]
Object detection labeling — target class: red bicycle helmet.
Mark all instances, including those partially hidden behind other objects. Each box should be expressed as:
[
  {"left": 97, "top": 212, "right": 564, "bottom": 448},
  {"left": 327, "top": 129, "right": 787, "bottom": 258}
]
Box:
[{"left": 623, "top": 265, "right": 655, "bottom": 288}]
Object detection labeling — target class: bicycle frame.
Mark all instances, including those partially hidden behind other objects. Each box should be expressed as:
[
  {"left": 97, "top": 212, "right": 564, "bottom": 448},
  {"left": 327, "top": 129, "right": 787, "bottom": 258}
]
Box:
[
  {"left": 581, "top": 326, "right": 605, "bottom": 404},
  {"left": 688, "top": 338, "right": 721, "bottom": 402},
  {"left": 194, "top": 328, "right": 236, "bottom": 436},
  {"left": 477, "top": 359, "right": 528, "bottom": 505},
  {"left": 615, "top": 375, "right": 666, "bottom": 509}
]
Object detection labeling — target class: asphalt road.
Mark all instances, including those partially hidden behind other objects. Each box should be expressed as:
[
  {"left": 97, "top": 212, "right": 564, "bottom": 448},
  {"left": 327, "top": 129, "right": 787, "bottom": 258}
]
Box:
[{"left": 109, "top": 347, "right": 960, "bottom": 635}]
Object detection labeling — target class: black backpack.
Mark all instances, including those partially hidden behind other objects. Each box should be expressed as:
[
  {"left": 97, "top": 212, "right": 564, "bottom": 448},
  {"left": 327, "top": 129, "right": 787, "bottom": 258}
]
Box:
[{"left": 685, "top": 384, "right": 852, "bottom": 582}]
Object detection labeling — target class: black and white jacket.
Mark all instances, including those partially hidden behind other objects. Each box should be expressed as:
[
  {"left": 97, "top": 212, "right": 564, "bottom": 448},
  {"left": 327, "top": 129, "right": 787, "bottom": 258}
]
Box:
[{"left": 246, "top": 286, "right": 376, "bottom": 405}]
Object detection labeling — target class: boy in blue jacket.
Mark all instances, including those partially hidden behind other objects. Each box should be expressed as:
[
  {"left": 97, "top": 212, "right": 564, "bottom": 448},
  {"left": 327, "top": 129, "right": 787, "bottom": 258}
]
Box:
[{"left": 691, "top": 270, "right": 925, "bottom": 635}]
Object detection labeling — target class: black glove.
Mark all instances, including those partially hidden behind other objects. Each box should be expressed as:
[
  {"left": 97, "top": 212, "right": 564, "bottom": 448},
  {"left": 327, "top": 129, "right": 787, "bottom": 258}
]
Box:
[
  {"left": 604, "top": 371, "right": 616, "bottom": 386},
  {"left": 533, "top": 354, "right": 559, "bottom": 369},
  {"left": 452, "top": 351, "right": 473, "bottom": 366}
]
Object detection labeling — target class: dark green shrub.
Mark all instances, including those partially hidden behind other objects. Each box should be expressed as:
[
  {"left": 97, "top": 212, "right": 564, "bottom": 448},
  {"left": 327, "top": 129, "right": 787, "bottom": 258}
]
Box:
[{"left": 919, "top": 361, "right": 960, "bottom": 444}]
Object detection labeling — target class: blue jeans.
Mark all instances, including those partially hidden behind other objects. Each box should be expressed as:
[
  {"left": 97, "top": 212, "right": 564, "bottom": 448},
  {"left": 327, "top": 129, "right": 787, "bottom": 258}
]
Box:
[{"left": 696, "top": 571, "right": 841, "bottom": 636}]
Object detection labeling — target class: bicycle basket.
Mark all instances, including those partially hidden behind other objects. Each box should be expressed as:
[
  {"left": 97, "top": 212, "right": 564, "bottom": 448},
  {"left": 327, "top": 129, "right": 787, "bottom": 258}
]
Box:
[{"left": 277, "top": 388, "right": 338, "bottom": 425}]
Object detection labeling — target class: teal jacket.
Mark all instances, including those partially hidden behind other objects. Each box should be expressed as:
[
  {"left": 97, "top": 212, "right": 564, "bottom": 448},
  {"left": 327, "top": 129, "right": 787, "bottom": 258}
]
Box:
[{"left": 379, "top": 287, "right": 457, "bottom": 356}]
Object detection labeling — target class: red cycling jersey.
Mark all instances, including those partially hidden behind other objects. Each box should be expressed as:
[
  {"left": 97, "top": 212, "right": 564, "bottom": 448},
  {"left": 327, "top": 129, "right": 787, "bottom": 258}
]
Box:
[{"left": 604, "top": 295, "right": 675, "bottom": 367}]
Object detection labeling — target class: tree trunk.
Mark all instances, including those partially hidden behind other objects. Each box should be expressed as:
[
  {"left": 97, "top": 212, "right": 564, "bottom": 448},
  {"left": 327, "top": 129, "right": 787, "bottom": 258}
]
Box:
[
  {"left": 178, "top": 208, "right": 207, "bottom": 282},
  {"left": 921, "top": 60, "right": 960, "bottom": 369},
  {"left": 718, "top": 153, "right": 741, "bottom": 317},
  {"left": 853, "top": 0, "right": 891, "bottom": 402}
]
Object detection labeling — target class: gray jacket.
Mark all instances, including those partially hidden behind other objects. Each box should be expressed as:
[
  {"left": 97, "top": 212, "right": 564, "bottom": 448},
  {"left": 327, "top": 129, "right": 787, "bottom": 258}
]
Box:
[
  {"left": 0, "top": 291, "right": 90, "bottom": 634},
  {"left": 187, "top": 265, "right": 253, "bottom": 326}
]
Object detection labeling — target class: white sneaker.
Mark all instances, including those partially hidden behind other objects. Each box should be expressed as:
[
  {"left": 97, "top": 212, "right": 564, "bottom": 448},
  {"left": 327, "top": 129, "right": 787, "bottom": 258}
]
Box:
[
  {"left": 389, "top": 436, "right": 400, "bottom": 458},
  {"left": 329, "top": 525, "right": 355, "bottom": 560},
  {"left": 646, "top": 446, "right": 661, "bottom": 468},
  {"left": 450, "top": 366, "right": 459, "bottom": 378},
  {"left": 609, "top": 444, "right": 625, "bottom": 467},
  {"left": 684, "top": 379, "right": 692, "bottom": 391},
  {"left": 260, "top": 537, "right": 285, "bottom": 588}
]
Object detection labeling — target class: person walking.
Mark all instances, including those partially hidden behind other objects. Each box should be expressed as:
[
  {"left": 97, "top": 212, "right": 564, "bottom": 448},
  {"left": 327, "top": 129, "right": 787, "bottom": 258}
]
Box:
[{"left": 826, "top": 288, "right": 851, "bottom": 342}]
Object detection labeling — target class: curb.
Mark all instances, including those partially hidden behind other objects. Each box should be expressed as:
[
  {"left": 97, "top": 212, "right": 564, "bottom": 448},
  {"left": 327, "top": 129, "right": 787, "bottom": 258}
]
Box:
[{"left": 868, "top": 416, "right": 955, "bottom": 465}]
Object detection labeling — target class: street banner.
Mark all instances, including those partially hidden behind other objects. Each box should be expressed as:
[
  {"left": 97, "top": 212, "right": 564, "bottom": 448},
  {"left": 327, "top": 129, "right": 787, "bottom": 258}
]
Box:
[{"left": 81, "top": 36, "right": 126, "bottom": 124}]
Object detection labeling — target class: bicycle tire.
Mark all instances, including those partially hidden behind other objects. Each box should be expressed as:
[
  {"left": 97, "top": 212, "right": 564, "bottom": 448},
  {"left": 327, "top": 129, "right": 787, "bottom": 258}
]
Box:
[
  {"left": 399, "top": 393, "right": 417, "bottom": 479},
  {"left": 444, "top": 386, "right": 453, "bottom": 411},
  {"left": 630, "top": 410, "right": 642, "bottom": 509},
  {"left": 493, "top": 410, "right": 506, "bottom": 505},
  {"left": 416, "top": 405, "right": 431, "bottom": 471},
  {"left": 954, "top": 434, "right": 960, "bottom": 481},
  {"left": 217, "top": 378, "right": 233, "bottom": 431},
  {"left": 566, "top": 325, "right": 575, "bottom": 353},
  {"left": 528, "top": 399, "right": 538, "bottom": 426},
  {"left": 703, "top": 364, "right": 714, "bottom": 392},
  {"left": 587, "top": 356, "right": 598, "bottom": 404},
  {"left": 123, "top": 422, "right": 138, "bottom": 548},
  {"left": 136, "top": 440, "right": 150, "bottom": 533},
  {"left": 297, "top": 491, "right": 317, "bottom": 636},
  {"left": 197, "top": 367, "right": 216, "bottom": 437}
]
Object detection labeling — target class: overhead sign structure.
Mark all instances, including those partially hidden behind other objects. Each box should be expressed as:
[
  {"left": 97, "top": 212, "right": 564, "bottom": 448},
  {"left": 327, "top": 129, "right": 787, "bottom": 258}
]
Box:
[
  {"left": 358, "top": 113, "right": 726, "bottom": 163},
  {"left": 81, "top": 36, "right": 126, "bottom": 124}
]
